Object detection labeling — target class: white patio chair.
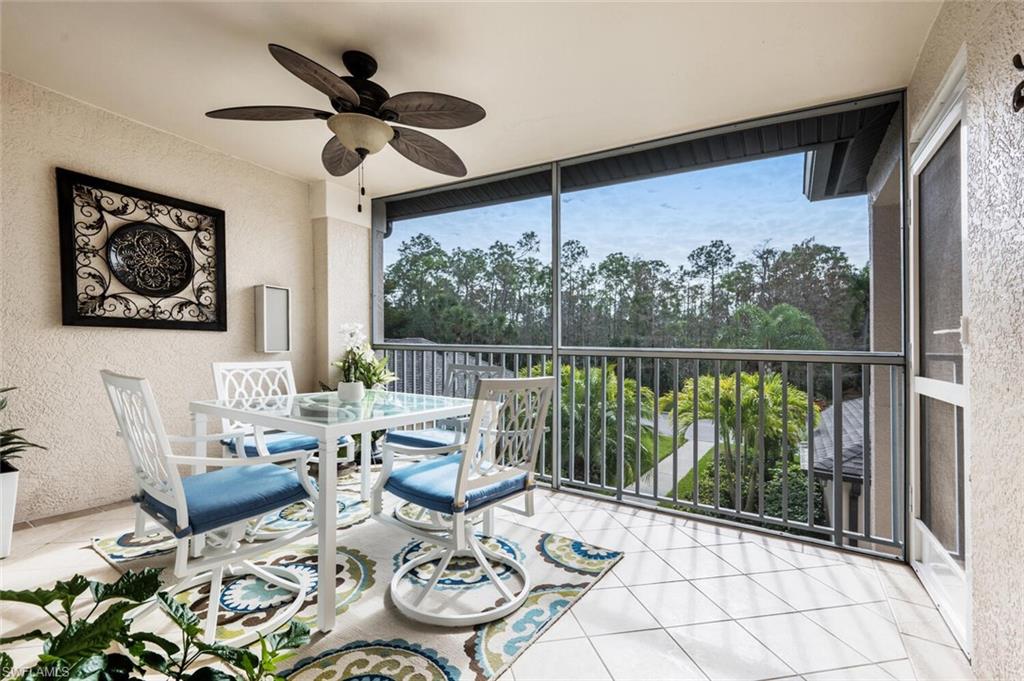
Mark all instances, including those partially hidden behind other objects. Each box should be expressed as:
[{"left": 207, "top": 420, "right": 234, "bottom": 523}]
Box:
[
  {"left": 212, "top": 361, "right": 356, "bottom": 539},
  {"left": 384, "top": 363, "right": 510, "bottom": 531},
  {"left": 372, "top": 376, "right": 555, "bottom": 626},
  {"left": 101, "top": 370, "right": 315, "bottom": 645},
  {"left": 211, "top": 361, "right": 355, "bottom": 462}
]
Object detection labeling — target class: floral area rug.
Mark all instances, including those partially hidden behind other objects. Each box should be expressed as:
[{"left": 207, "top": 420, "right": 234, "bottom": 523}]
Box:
[{"left": 91, "top": 502, "right": 621, "bottom": 680}]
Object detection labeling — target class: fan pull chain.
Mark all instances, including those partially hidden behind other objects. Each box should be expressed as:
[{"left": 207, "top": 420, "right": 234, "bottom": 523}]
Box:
[{"left": 357, "top": 165, "right": 364, "bottom": 213}]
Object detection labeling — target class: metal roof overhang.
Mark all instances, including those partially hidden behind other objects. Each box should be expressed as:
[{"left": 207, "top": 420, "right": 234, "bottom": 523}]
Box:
[{"left": 380, "top": 92, "right": 901, "bottom": 232}]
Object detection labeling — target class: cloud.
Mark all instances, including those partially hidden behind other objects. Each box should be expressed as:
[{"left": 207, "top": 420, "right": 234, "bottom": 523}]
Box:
[{"left": 386, "top": 153, "right": 869, "bottom": 268}]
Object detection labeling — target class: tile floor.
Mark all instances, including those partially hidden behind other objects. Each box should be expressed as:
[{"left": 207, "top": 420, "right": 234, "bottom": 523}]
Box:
[{"left": 1, "top": 490, "right": 975, "bottom": 681}]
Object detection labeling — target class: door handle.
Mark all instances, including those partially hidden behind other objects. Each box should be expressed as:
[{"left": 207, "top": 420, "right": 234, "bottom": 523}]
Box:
[{"left": 932, "top": 316, "right": 969, "bottom": 346}]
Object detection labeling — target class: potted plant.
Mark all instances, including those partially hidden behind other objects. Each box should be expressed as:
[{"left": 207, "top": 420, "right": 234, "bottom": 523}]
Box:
[
  {"left": 332, "top": 324, "right": 396, "bottom": 402},
  {"left": 0, "top": 566, "right": 310, "bottom": 680},
  {"left": 0, "top": 387, "right": 45, "bottom": 559}
]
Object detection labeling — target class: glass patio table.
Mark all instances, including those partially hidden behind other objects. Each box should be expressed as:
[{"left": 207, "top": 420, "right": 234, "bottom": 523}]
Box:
[{"left": 188, "top": 389, "right": 473, "bottom": 633}]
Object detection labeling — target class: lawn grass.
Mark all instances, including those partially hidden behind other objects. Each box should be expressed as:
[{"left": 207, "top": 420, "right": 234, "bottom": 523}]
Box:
[{"left": 674, "top": 449, "right": 717, "bottom": 501}]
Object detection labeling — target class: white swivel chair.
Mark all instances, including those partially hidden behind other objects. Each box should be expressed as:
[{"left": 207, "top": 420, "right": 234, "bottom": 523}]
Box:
[
  {"left": 384, "top": 363, "right": 509, "bottom": 531},
  {"left": 101, "top": 370, "right": 314, "bottom": 645},
  {"left": 372, "top": 376, "right": 555, "bottom": 627},
  {"left": 212, "top": 361, "right": 355, "bottom": 539},
  {"left": 211, "top": 361, "right": 355, "bottom": 462}
]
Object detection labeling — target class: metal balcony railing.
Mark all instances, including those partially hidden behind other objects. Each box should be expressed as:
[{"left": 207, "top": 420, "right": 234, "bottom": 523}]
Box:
[{"left": 376, "top": 341, "right": 906, "bottom": 558}]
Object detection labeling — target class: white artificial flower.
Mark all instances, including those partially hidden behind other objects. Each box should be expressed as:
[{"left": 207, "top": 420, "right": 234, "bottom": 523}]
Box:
[{"left": 338, "top": 322, "right": 366, "bottom": 350}]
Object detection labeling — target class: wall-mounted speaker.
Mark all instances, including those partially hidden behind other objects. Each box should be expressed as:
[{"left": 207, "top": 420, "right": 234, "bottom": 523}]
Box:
[{"left": 254, "top": 285, "right": 291, "bottom": 353}]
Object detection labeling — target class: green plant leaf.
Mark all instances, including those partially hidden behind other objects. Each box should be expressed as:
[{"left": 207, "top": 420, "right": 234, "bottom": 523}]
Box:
[
  {"left": 184, "top": 667, "right": 238, "bottom": 681},
  {"left": 1, "top": 574, "right": 89, "bottom": 611},
  {"left": 0, "top": 628, "right": 49, "bottom": 646},
  {"left": 156, "top": 592, "right": 201, "bottom": 637},
  {"left": 68, "top": 653, "right": 107, "bottom": 681},
  {"left": 264, "top": 621, "right": 310, "bottom": 652},
  {"left": 0, "top": 652, "right": 14, "bottom": 681},
  {"left": 97, "top": 653, "right": 139, "bottom": 681},
  {"left": 194, "top": 643, "right": 259, "bottom": 672},
  {"left": 128, "top": 631, "right": 180, "bottom": 656},
  {"left": 90, "top": 569, "right": 162, "bottom": 604},
  {"left": 137, "top": 650, "right": 169, "bottom": 674},
  {"left": 44, "top": 602, "right": 135, "bottom": 662}
]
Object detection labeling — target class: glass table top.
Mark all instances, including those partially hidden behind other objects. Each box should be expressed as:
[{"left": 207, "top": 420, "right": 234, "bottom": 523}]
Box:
[{"left": 191, "top": 389, "right": 473, "bottom": 427}]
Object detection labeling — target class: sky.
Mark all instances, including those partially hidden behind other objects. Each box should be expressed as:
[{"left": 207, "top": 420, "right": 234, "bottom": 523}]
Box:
[{"left": 385, "top": 152, "right": 869, "bottom": 269}]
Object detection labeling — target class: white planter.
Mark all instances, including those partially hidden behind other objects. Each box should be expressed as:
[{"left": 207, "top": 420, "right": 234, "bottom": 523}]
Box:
[
  {"left": 0, "top": 465, "right": 18, "bottom": 559},
  {"left": 336, "top": 381, "right": 366, "bottom": 402}
]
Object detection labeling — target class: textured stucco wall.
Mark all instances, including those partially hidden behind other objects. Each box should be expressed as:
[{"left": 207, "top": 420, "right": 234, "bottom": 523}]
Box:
[
  {"left": 908, "top": 2, "right": 1024, "bottom": 677},
  {"left": 313, "top": 216, "right": 371, "bottom": 384},
  {"left": 0, "top": 74, "right": 318, "bottom": 522}
]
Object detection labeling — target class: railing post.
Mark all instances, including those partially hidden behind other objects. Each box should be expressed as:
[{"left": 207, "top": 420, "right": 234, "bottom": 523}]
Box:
[
  {"left": 757, "top": 361, "right": 766, "bottom": 518},
  {"left": 807, "top": 363, "right": 816, "bottom": 529},
  {"left": 550, "top": 161, "right": 562, "bottom": 490},
  {"left": 832, "top": 363, "right": 844, "bottom": 547},
  {"left": 781, "top": 362, "right": 789, "bottom": 523},
  {"left": 692, "top": 360, "right": 700, "bottom": 510},
  {"left": 862, "top": 364, "right": 872, "bottom": 542},
  {"left": 616, "top": 358, "right": 625, "bottom": 501}
]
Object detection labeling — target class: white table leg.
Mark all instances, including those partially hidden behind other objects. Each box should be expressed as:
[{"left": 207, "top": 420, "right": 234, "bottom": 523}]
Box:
[
  {"left": 316, "top": 437, "right": 337, "bottom": 633},
  {"left": 190, "top": 412, "right": 207, "bottom": 558},
  {"left": 360, "top": 430, "right": 372, "bottom": 501}
]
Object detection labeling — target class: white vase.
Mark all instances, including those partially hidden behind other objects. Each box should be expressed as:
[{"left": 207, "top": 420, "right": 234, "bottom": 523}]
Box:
[
  {"left": 0, "top": 465, "right": 18, "bottom": 559},
  {"left": 336, "top": 381, "right": 366, "bottom": 402}
]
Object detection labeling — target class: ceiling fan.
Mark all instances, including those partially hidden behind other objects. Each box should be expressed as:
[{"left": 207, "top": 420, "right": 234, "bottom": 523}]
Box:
[{"left": 206, "top": 44, "right": 485, "bottom": 187}]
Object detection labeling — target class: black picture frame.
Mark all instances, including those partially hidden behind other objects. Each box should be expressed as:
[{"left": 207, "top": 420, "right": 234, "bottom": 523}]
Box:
[{"left": 56, "top": 168, "right": 227, "bottom": 331}]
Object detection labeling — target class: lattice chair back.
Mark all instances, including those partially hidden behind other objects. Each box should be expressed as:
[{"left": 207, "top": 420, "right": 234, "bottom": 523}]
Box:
[
  {"left": 101, "top": 370, "right": 186, "bottom": 521},
  {"left": 454, "top": 376, "right": 555, "bottom": 506},
  {"left": 443, "top": 363, "right": 512, "bottom": 400},
  {"left": 211, "top": 361, "right": 298, "bottom": 433}
]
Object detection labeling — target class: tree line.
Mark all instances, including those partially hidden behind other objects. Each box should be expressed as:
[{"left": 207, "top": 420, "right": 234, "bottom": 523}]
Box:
[{"left": 384, "top": 231, "right": 868, "bottom": 351}]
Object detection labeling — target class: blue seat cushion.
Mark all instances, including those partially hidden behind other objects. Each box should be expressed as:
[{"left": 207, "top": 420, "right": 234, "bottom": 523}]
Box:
[
  {"left": 384, "top": 453, "right": 527, "bottom": 514},
  {"left": 142, "top": 464, "right": 309, "bottom": 535},
  {"left": 221, "top": 431, "right": 350, "bottom": 457},
  {"left": 385, "top": 427, "right": 461, "bottom": 449}
]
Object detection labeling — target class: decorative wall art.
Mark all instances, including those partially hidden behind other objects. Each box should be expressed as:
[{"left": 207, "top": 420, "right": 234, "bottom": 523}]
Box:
[
  {"left": 56, "top": 169, "right": 226, "bottom": 331},
  {"left": 1013, "top": 53, "right": 1024, "bottom": 113}
]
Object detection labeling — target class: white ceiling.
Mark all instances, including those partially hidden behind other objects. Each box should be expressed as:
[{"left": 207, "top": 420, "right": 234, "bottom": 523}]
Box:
[{"left": 1, "top": 2, "right": 940, "bottom": 198}]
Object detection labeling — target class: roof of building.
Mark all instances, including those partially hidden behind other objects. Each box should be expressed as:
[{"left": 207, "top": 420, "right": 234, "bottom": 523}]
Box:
[{"left": 808, "top": 397, "right": 866, "bottom": 482}]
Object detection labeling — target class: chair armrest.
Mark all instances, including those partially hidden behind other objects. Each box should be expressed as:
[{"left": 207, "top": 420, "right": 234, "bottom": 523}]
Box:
[
  {"left": 167, "top": 450, "right": 310, "bottom": 467},
  {"left": 167, "top": 431, "right": 247, "bottom": 443},
  {"left": 385, "top": 442, "right": 464, "bottom": 458},
  {"left": 435, "top": 416, "right": 469, "bottom": 431}
]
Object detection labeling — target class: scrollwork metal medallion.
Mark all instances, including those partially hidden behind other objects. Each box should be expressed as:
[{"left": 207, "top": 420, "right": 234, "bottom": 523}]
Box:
[{"left": 56, "top": 169, "right": 226, "bottom": 330}]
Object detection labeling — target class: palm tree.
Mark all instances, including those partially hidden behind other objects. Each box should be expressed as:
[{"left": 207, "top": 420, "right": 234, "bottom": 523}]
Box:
[
  {"left": 716, "top": 303, "right": 826, "bottom": 350},
  {"left": 659, "top": 372, "right": 818, "bottom": 514},
  {"left": 521, "top": 361, "right": 654, "bottom": 487}
]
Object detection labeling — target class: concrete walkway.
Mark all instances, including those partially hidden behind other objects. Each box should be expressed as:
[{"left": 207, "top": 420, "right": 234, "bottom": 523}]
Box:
[{"left": 639, "top": 418, "right": 718, "bottom": 495}]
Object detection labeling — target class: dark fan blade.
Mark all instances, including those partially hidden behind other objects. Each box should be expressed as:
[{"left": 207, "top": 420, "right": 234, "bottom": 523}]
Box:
[
  {"left": 205, "top": 106, "right": 333, "bottom": 121},
  {"left": 381, "top": 92, "right": 485, "bottom": 129},
  {"left": 268, "top": 44, "right": 360, "bottom": 106},
  {"left": 389, "top": 126, "right": 467, "bottom": 177},
  {"left": 322, "top": 137, "right": 363, "bottom": 176}
]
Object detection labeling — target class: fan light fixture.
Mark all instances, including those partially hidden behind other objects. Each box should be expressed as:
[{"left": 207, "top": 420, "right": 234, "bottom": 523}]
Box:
[
  {"left": 328, "top": 112, "right": 395, "bottom": 157},
  {"left": 206, "top": 45, "right": 486, "bottom": 211}
]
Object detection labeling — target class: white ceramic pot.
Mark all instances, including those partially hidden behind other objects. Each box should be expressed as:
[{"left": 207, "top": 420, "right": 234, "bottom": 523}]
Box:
[
  {"left": 336, "top": 381, "right": 366, "bottom": 403},
  {"left": 0, "top": 465, "right": 19, "bottom": 559}
]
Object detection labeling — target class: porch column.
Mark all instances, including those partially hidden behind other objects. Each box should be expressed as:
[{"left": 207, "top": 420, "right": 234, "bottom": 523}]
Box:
[
  {"left": 865, "top": 115, "right": 903, "bottom": 551},
  {"left": 310, "top": 181, "right": 372, "bottom": 386}
]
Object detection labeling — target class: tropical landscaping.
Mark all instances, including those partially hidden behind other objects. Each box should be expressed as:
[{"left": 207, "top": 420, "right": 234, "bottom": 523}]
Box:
[{"left": 384, "top": 229, "right": 866, "bottom": 525}]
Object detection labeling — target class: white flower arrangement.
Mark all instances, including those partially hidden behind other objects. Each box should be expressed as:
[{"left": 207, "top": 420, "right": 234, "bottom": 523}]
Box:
[{"left": 332, "top": 323, "right": 397, "bottom": 388}]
